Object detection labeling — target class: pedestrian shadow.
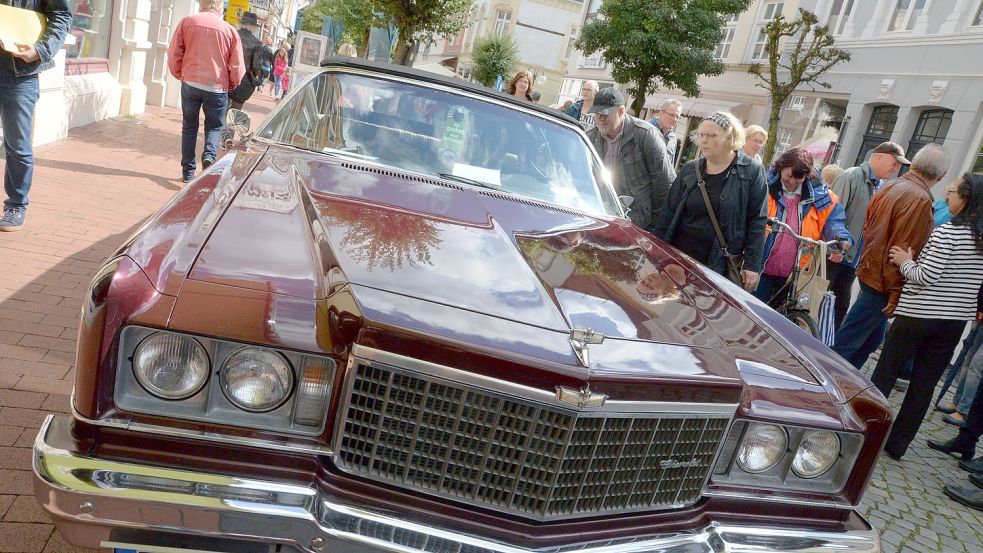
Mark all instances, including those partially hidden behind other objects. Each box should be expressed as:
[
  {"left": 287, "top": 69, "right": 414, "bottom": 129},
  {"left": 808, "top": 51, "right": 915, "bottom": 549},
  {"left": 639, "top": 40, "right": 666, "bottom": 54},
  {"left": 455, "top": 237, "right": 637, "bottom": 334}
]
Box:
[{"left": 34, "top": 158, "right": 183, "bottom": 192}]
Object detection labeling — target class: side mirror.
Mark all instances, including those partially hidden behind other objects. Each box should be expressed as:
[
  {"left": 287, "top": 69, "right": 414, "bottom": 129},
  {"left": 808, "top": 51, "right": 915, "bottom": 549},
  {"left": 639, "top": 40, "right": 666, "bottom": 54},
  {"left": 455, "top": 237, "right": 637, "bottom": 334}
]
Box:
[{"left": 226, "top": 108, "right": 251, "bottom": 134}]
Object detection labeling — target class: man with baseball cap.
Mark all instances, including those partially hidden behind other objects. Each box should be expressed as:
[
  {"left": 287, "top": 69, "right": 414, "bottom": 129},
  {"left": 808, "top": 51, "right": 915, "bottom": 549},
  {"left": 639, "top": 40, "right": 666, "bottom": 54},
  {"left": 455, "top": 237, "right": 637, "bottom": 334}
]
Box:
[
  {"left": 827, "top": 141, "right": 911, "bottom": 329},
  {"left": 833, "top": 143, "right": 950, "bottom": 371},
  {"left": 585, "top": 87, "right": 675, "bottom": 230}
]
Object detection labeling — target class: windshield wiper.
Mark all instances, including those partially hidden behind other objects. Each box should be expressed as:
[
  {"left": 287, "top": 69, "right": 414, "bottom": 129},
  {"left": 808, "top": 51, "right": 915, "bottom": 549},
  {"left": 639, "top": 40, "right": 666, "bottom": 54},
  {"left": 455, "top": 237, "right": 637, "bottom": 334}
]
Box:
[{"left": 437, "top": 172, "right": 499, "bottom": 190}]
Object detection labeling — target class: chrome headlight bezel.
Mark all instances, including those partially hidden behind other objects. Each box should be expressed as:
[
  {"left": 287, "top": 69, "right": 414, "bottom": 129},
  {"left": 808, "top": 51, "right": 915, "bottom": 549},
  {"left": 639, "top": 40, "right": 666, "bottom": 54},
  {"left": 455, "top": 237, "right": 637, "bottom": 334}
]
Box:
[
  {"left": 712, "top": 420, "right": 863, "bottom": 495},
  {"left": 114, "top": 326, "right": 336, "bottom": 437}
]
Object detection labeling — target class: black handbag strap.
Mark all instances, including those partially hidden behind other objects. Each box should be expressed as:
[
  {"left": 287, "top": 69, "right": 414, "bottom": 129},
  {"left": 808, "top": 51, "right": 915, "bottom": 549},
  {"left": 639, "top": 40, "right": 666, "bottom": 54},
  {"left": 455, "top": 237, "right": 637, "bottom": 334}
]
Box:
[{"left": 694, "top": 159, "right": 734, "bottom": 258}]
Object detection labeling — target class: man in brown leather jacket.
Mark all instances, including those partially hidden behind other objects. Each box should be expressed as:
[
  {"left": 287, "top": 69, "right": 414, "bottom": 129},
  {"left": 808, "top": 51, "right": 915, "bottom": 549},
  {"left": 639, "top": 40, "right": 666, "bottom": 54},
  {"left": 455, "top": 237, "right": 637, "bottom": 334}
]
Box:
[{"left": 832, "top": 143, "right": 950, "bottom": 369}]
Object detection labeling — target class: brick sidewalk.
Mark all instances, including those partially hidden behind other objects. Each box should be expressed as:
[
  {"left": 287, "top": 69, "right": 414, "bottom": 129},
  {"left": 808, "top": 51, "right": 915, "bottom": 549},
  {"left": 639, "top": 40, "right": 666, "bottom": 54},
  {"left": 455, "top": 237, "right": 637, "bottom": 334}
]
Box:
[{"left": 0, "top": 94, "right": 275, "bottom": 553}]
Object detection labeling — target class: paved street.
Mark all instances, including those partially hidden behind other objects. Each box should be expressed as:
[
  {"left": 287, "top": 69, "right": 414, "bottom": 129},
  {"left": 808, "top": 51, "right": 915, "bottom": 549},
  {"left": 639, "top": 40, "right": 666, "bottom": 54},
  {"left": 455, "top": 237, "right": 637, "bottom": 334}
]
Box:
[{"left": 0, "top": 95, "right": 980, "bottom": 552}]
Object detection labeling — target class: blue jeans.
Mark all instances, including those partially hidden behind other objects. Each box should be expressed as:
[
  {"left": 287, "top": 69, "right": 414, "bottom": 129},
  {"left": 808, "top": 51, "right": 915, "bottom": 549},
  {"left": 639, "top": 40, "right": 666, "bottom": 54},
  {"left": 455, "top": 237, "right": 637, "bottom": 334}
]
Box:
[
  {"left": 832, "top": 282, "right": 889, "bottom": 369},
  {"left": 0, "top": 74, "right": 40, "bottom": 208},
  {"left": 180, "top": 83, "right": 228, "bottom": 175},
  {"left": 752, "top": 273, "right": 790, "bottom": 306},
  {"left": 938, "top": 323, "right": 982, "bottom": 404},
  {"left": 954, "top": 326, "right": 983, "bottom": 412},
  {"left": 274, "top": 74, "right": 283, "bottom": 97}
]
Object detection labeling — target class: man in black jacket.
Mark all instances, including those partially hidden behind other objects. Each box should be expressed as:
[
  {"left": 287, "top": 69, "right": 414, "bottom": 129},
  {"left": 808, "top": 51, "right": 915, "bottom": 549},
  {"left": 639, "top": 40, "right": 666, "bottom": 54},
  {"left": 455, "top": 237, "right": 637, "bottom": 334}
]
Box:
[{"left": 0, "top": 0, "right": 72, "bottom": 231}]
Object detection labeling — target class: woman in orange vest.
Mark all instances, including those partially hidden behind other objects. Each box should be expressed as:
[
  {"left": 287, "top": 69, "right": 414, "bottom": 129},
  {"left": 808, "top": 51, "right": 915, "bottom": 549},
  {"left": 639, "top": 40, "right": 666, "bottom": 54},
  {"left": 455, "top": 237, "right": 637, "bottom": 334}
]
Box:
[{"left": 753, "top": 148, "right": 853, "bottom": 305}]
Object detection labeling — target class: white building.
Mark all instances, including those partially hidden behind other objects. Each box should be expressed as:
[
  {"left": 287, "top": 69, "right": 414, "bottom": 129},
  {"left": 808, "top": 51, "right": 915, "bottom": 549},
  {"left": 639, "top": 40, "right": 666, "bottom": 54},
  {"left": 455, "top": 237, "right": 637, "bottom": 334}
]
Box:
[
  {"left": 416, "top": 0, "right": 583, "bottom": 104},
  {"left": 778, "top": 0, "right": 983, "bottom": 185}
]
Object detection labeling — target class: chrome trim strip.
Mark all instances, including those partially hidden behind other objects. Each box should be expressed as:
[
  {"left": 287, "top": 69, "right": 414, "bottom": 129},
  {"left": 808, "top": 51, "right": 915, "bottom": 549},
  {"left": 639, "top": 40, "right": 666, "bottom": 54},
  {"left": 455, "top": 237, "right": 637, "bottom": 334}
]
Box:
[
  {"left": 702, "top": 489, "right": 858, "bottom": 510},
  {"left": 70, "top": 390, "right": 334, "bottom": 457},
  {"left": 351, "top": 344, "right": 740, "bottom": 415},
  {"left": 35, "top": 414, "right": 881, "bottom": 553}
]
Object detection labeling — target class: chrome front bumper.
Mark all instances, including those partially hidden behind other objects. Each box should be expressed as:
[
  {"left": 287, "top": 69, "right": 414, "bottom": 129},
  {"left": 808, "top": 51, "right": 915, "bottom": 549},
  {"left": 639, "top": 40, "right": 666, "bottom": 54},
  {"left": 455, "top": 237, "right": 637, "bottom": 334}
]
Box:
[{"left": 33, "top": 415, "right": 881, "bottom": 553}]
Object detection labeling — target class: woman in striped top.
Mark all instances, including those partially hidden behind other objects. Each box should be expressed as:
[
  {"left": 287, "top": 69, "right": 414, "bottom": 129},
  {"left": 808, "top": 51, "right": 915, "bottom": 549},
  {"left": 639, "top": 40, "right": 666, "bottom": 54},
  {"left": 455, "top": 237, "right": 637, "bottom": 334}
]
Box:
[{"left": 870, "top": 173, "right": 983, "bottom": 460}]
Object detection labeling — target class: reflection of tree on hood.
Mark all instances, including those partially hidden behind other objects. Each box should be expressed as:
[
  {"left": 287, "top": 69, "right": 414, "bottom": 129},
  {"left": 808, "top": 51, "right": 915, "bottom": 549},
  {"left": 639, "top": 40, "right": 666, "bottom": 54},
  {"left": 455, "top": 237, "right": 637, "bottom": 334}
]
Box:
[
  {"left": 518, "top": 236, "right": 644, "bottom": 283},
  {"left": 323, "top": 202, "right": 441, "bottom": 271}
]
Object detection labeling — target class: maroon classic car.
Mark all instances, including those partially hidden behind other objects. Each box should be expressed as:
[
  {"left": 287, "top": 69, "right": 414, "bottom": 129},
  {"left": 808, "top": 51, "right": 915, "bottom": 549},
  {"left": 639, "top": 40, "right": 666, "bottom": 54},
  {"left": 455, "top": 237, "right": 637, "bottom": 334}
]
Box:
[{"left": 34, "top": 58, "right": 890, "bottom": 552}]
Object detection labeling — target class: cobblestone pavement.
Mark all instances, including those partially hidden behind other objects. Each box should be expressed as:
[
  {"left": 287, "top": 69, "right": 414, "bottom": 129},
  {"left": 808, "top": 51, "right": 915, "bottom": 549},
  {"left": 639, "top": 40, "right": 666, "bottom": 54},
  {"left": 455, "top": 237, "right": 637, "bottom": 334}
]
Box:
[
  {"left": 858, "top": 353, "right": 983, "bottom": 553},
  {"left": 0, "top": 93, "right": 981, "bottom": 552}
]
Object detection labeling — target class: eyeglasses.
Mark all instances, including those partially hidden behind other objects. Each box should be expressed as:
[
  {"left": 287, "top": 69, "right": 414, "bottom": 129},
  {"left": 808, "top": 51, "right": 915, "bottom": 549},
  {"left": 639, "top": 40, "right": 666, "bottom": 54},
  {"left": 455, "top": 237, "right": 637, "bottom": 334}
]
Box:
[{"left": 695, "top": 132, "right": 722, "bottom": 140}]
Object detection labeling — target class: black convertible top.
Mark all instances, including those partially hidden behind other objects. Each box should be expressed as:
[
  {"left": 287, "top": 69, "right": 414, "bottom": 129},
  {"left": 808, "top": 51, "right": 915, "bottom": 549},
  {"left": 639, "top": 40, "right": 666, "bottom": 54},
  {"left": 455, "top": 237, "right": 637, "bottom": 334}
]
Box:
[{"left": 318, "top": 56, "right": 583, "bottom": 127}]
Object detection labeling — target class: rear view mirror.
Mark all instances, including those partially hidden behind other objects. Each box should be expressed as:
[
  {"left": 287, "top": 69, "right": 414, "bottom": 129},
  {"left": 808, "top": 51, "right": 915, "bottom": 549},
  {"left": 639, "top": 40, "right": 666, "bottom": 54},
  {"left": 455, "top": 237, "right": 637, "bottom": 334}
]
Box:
[{"left": 226, "top": 108, "right": 251, "bottom": 134}]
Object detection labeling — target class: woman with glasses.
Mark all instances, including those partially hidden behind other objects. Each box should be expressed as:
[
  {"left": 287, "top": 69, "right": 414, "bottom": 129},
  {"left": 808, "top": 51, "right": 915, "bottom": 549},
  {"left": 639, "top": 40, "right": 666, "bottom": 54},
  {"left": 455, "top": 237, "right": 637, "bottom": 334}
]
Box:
[
  {"left": 653, "top": 111, "right": 767, "bottom": 291},
  {"left": 752, "top": 148, "right": 853, "bottom": 304}
]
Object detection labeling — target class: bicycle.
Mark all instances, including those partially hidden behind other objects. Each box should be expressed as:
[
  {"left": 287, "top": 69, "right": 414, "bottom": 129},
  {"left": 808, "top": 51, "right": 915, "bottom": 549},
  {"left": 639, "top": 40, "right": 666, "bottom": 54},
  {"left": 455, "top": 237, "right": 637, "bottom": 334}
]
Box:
[{"left": 764, "top": 217, "right": 846, "bottom": 338}]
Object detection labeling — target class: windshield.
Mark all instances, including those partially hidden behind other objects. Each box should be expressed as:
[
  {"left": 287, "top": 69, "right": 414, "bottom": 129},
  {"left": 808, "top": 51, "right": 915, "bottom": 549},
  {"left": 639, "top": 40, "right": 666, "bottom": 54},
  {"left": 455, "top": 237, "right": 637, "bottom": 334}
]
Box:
[{"left": 256, "top": 71, "right": 621, "bottom": 217}]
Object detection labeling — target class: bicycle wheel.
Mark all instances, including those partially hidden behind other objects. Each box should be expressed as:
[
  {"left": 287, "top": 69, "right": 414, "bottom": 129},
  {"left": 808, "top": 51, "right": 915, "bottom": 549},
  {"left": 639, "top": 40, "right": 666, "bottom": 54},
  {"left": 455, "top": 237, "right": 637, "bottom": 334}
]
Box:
[{"left": 787, "top": 310, "right": 819, "bottom": 338}]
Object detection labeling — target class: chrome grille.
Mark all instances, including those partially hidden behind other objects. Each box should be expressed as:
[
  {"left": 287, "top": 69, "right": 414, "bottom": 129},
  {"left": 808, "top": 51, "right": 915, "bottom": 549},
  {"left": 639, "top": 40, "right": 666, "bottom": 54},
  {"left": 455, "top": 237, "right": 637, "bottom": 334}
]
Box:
[{"left": 335, "top": 359, "right": 732, "bottom": 520}]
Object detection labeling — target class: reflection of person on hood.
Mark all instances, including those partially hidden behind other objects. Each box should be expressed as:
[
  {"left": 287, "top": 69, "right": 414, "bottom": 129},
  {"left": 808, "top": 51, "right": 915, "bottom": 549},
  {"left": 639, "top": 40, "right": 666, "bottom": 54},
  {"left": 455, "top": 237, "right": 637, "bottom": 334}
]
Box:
[{"left": 636, "top": 263, "right": 686, "bottom": 303}]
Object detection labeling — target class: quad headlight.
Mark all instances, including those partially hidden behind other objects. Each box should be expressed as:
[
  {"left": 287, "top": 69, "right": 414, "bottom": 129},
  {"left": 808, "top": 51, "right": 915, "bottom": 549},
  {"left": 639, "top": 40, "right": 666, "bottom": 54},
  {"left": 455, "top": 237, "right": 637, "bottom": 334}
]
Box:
[
  {"left": 220, "top": 347, "right": 294, "bottom": 412},
  {"left": 792, "top": 430, "right": 841, "bottom": 478},
  {"left": 736, "top": 423, "right": 788, "bottom": 473},
  {"left": 132, "top": 332, "right": 210, "bottom": 400}
]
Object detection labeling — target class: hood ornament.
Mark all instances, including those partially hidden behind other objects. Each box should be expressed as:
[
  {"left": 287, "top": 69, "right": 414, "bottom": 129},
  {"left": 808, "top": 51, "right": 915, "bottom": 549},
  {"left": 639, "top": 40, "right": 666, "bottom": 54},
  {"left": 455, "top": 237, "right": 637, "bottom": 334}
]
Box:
[
  {"left": 569, "top": 328, "right": 604, "bottom": 368},
  {"left": 556, "top": 384, "right": 608, "bottom": 408}
]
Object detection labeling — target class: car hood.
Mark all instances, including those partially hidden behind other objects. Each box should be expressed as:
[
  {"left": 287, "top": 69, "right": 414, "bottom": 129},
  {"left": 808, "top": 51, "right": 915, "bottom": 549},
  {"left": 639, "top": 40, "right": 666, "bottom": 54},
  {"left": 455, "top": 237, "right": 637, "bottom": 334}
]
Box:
[{"left": 190, "top": 148, "right": 819, "bottom": 385}]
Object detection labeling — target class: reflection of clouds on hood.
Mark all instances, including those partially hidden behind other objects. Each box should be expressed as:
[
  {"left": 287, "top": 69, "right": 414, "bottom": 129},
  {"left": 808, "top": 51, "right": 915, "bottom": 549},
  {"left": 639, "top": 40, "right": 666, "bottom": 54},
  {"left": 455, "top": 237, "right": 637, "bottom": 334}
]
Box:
[
  {"left": 554, "top": 288, "right": 637, "bottom": 338},
  {"left": 589, "top": 340, "right": 705, "bottom": 377},
  {"left": 356, "top": 285, "right": 569, "bottom": 359},
  {"left": 322, "top": 170, "right": 380, "bottom": 197}
]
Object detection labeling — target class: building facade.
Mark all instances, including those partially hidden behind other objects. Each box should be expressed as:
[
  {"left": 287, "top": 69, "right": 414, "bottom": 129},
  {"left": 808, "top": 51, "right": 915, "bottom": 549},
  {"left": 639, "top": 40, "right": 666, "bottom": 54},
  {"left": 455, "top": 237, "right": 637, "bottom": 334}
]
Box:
[
  {"left": 779, "top": 0, "right": 983, "bottom": 185},
  {"left": 416, "top": 0, "right": 583, "bottom": 104}
]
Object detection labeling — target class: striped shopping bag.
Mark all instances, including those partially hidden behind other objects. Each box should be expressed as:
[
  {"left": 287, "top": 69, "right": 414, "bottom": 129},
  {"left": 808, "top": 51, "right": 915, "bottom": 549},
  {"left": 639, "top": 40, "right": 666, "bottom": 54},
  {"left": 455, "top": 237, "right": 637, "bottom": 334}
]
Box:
[{"left": 817, "top": 290, "right": 836, "bottom": 347}]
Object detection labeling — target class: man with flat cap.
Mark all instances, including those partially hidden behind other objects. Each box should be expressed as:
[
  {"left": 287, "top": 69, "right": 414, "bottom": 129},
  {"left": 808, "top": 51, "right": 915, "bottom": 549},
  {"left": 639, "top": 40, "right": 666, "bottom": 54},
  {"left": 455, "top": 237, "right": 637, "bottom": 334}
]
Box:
[{"left": 586, "top": 87, "right": 675, "bottom": 231}]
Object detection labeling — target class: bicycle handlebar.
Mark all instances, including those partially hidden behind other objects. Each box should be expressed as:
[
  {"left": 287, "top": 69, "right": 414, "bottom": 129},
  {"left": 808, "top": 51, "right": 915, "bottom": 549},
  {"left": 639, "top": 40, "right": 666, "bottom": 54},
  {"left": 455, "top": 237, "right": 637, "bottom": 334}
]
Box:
[{"left": 767, "top": 218, "right": 846, "bottom": 251}]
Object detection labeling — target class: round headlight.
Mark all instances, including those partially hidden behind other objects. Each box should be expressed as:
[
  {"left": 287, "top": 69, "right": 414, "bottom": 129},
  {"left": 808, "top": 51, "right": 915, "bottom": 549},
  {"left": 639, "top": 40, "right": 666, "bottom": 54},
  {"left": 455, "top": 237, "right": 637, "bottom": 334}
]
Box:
[
  {"left": 736, "top": 423, "right": 788, "bottom": 474},
  {"left": 133, "top": 332, "right": 209, "bottom": 400},
  {"left": 220, "top": 348, "right": 293, "bottom": 412},
  {"left": 792, "top": 430, "right": 840, "bottom": 478}
]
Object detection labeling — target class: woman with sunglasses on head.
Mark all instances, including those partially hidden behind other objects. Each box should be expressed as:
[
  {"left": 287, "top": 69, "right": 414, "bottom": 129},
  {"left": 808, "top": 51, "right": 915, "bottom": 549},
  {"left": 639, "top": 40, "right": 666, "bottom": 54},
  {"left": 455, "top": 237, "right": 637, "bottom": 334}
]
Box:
[
  {"left": 653, "top": 111, "right": 767, "bottom": 291},
  {"left": 752, "top": 148, "right": 853, "bottom": 304}
]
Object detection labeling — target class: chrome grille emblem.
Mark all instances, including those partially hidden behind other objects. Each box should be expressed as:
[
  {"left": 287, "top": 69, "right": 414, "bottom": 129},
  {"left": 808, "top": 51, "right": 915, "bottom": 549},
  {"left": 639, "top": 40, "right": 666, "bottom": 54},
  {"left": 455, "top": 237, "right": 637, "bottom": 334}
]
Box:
[
  {"left": 555, "top": 384, "right": 607, "bottom": 408},
  {"left": 659, "top": 458, "right": 702, "bottom": 470}
]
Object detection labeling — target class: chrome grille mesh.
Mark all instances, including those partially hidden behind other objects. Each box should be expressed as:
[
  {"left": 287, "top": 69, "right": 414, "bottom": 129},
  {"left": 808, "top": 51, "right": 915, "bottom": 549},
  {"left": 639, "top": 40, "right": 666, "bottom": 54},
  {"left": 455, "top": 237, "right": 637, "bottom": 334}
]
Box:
[{"left": 336, "top": 361, "right": 731, "bottom": 520}]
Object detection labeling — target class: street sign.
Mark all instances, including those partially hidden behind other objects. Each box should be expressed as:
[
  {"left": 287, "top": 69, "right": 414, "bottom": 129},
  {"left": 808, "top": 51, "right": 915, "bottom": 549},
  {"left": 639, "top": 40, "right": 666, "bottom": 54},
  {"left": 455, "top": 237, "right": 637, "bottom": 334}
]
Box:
[{"left": 225, "top": 0, "right": 249, "bottom": 26}]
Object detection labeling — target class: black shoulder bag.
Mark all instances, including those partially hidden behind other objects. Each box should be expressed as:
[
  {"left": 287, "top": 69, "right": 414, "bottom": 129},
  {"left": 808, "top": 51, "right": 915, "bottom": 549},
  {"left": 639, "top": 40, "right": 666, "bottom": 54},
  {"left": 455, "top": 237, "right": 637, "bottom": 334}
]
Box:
[{"left": 694, "top": 160, "right": 744, "bottom": 286}]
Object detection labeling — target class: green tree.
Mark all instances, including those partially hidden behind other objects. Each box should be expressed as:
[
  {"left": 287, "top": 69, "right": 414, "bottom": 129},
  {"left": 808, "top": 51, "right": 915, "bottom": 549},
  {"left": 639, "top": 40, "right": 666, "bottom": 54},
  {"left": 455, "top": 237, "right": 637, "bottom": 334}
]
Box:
[
  {"left": 300, "top": 0, "right": 379, "bottom": 55},
  {"left": 470, "top": 34, "right": 518, "bottom": 87},
  {"left": 576, "top": 0, "right": 753, "bottom": 114},
  {"left": 299, "top": 1, "right": 331, "bottom": 34},
  {"left": 372, "top": 0, "right": 473, "bottom": 65},
  {"left": 748, "top": 8, "right": 850, "bottom": 165}
]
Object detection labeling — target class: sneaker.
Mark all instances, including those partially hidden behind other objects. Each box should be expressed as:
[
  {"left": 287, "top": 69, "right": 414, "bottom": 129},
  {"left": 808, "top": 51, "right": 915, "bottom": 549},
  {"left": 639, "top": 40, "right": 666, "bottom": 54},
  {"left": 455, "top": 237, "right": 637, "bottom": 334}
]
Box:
[
  {"left": 0, "top": 205, "right": 27, "bottom": 232},
  {"left": 182, "top": 172, "right": 194, "bottom": 183},
  {"left": 202, "top": 158, "right": 214, "bottom": 170}
]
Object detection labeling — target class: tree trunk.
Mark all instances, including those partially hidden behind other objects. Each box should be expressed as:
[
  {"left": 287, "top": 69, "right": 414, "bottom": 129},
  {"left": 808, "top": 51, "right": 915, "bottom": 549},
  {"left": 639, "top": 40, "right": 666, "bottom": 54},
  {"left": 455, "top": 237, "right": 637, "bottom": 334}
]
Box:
[
  {"left": 392, "top": 28, "right": 414, "bottom": 66},
  {"left": 762, "top": 97, "right": 783, "bottom": 166},
  {"left": 631, "top": 74, "right": 651, "bottom": 116},
  {"left": 360, "top": 29, "right": 370, "bottom": 58}
]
